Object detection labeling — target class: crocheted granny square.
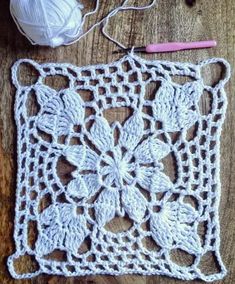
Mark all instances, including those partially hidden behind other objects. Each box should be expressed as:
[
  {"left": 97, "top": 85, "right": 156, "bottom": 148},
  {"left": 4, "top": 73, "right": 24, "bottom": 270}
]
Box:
[{"left": 8, "top": 55, "right": 230, "bottom": 281}]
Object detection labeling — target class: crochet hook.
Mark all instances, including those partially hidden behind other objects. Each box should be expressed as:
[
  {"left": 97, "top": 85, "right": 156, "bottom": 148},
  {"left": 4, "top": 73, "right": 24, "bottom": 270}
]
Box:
[{"left": 113, "top": 40, "right": 217, "bottom": 54}]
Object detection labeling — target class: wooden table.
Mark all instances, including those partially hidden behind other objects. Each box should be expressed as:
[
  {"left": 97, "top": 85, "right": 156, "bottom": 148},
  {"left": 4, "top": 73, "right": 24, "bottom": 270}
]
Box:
[{"left": 0, "top": 0, "right": 234, "bottom": 283}]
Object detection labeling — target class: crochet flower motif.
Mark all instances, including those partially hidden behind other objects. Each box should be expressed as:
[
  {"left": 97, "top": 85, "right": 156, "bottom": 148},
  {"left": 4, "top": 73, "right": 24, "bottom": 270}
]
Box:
[
  {"left": 36, "top": 203, "right": 88, "bottom": 256},
  {"left": 150, "top": 199, "right": 201, "bottom": 254},
  {"left": 152, "top": 81, "right": 203, "bottom": 132},
  {"left": 36, "top": 87, "right": 84, "bottom": 136},
  {"left": 64, "top": 112, "right": 173, "bottom": 225}
]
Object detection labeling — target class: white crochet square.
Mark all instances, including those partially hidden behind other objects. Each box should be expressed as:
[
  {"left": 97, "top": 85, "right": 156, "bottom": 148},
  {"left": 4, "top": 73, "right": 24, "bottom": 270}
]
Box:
[{"left": 8, "top": 55, "right": 230, "bottom": 281}]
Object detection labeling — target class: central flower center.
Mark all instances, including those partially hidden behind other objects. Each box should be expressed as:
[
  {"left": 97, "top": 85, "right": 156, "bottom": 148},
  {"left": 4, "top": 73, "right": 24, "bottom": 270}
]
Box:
[
  {"left": 99, "top": 148, "right": 136, "bottom": 186},
  {"left": 112, "top": 159, "right": 129, "bottom": 178}
]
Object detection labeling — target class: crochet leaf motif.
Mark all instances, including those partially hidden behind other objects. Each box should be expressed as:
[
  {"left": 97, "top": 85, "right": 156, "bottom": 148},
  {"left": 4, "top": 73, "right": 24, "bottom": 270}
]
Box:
[
  {"left": 36, "top": 204, "right": 89, "bottom": 256},
  {"left": 8, "top": 55, "right": 230, "bottom": 281},
  {"left": 152, "top": 81, "right": 203, "bottom": 132},
  {"left": 37, "top": 89, "right": 85, "bottom": 136},
  {"left": 150, "top": 200, "right": 201, "bottom": 254}
]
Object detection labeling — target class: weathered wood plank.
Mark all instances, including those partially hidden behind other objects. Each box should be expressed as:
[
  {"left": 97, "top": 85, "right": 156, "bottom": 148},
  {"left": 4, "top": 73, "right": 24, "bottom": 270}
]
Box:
[{"left": 0, "top": 0, "right": 234, "bottom": 283}]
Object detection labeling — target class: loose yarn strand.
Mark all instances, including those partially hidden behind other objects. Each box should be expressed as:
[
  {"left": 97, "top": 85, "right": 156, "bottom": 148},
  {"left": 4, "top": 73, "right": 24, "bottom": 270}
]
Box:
[
  {"left": 101, "top": 0, "right": 157, "bottom": 50},
  {"left": 66, "top": 0, "right": 157, "bottom": 49}
]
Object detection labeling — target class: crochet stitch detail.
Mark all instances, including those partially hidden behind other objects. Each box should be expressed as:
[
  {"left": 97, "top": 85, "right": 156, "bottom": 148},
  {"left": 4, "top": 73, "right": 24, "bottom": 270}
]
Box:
[{"left": 8, "top": 54, "right": 230, "bottom": 281}]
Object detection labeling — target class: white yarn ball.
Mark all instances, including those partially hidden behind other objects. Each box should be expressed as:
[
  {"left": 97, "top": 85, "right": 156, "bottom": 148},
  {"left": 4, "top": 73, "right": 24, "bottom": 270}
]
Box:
[{"left": 10, "top": 0, "right": 83, "bottom": 48}]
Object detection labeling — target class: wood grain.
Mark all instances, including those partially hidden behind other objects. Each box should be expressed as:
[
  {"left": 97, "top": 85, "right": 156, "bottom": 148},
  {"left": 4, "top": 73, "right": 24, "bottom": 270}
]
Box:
[{"left": 0, "top": 0, "right": 235, "bottom": 283}]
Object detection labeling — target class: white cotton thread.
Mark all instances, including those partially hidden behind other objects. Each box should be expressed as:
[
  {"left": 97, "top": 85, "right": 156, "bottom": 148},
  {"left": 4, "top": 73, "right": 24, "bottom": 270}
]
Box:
[
  {"left": 10, "top": 0, "right": 157, "bottom": 48},
  {"left": 8, "top": 54, "right": 230, "bottom": 280},
  {"left": 10, "top": 0, "right": 85, "bottom": 48}
]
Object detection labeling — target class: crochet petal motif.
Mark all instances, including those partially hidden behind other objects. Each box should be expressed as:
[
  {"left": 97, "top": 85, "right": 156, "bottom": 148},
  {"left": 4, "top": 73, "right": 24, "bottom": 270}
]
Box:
[
  {"left": 95, "top": 189, "right": 119, "bottom": 226},
  {"left": 119, "top": 111, "right": 144, "bottom": 150},
  {"left": 35, "top": 84, "right": 57, "bottom": 105},
  {"left": 36, "top": 223, "right": 63, "bottom": 256},
  {"left": 9, "top": 56, "right": 230, "bottom": 281},
  {"left": 135, "top": 136, "right": 171, "bottom": 163},
  {"left": 65, "top": 145, "right": 86, "bottom": 167},
  {"left": 122, "top": 186, "right": 147, "bottom": 223},
  {"left": 150, "top": 170, "right": 173, "bottom": 192},
  {"left": 67, "top": 175, "right": 88, "bottom": 198},
  {"left": 90, "top": 116, "right": 114, "bottom": 151}
]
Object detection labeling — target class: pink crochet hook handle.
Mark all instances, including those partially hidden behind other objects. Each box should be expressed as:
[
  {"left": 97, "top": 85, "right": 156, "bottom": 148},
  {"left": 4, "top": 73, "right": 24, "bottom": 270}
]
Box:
[{"left": 145, "top": 40, "right": 217, "bottom": 53}]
